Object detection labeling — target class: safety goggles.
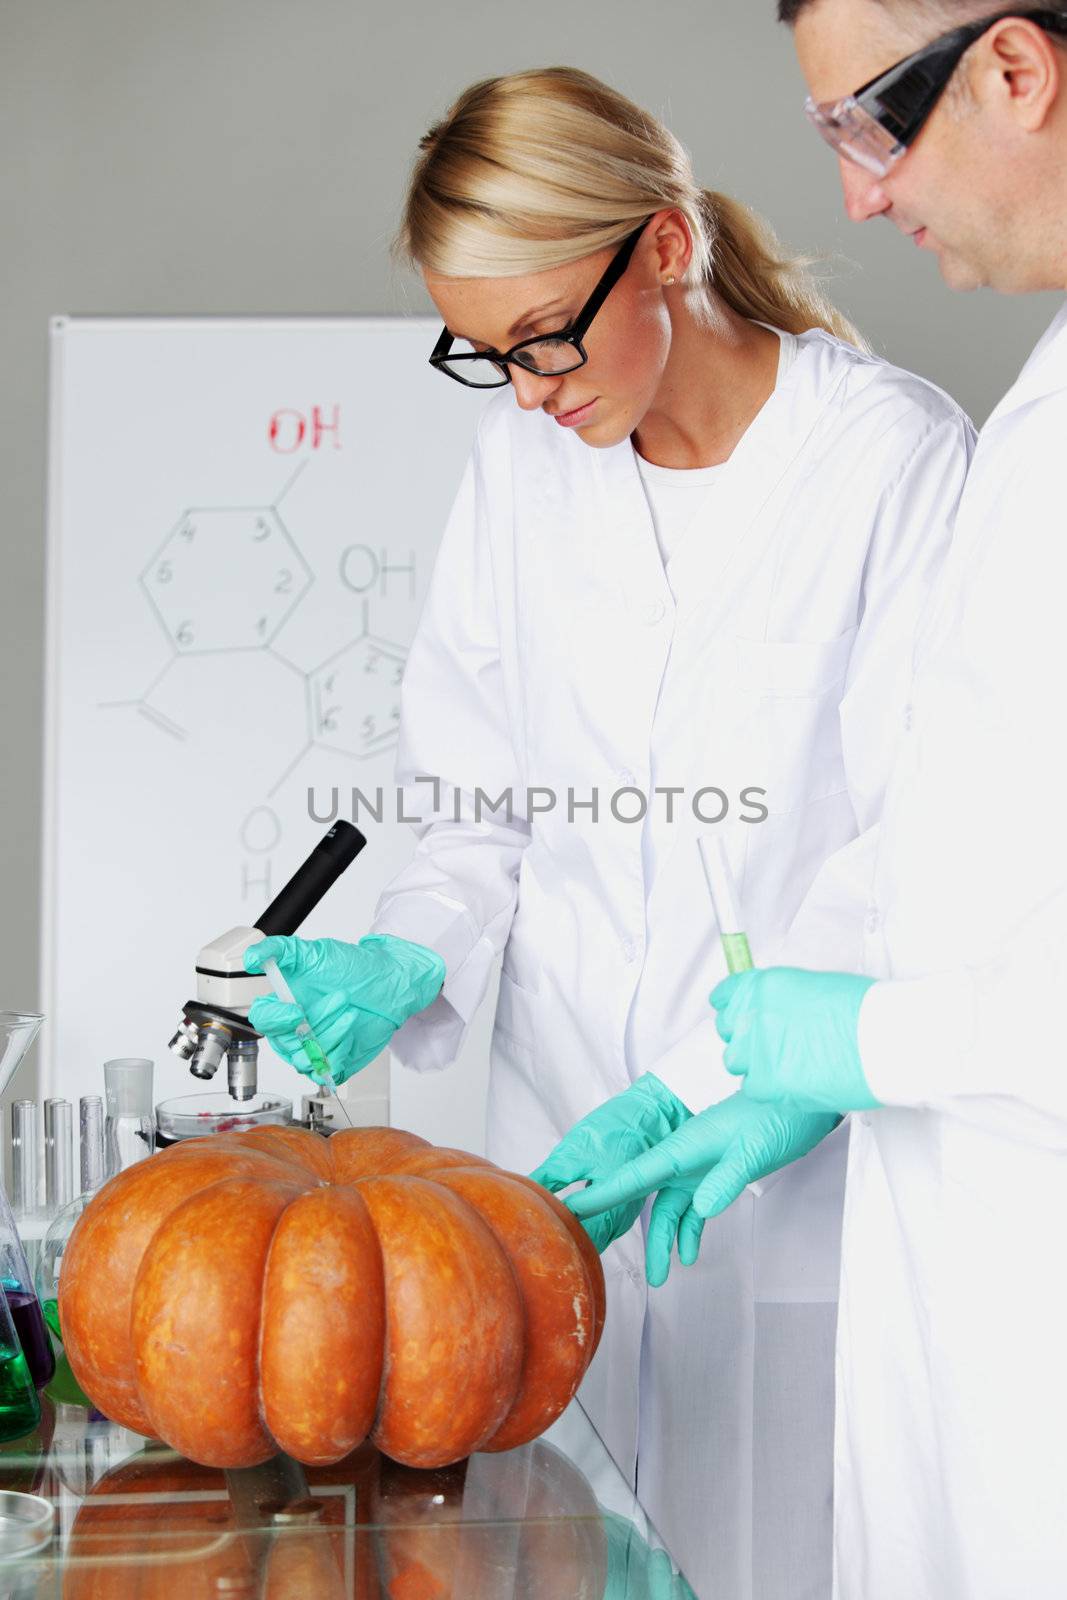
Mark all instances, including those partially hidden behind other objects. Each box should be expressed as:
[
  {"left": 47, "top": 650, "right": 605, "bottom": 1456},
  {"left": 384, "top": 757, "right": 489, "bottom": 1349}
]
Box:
[
  {"left": 429, "top": 220, "right": 649, "bottom": 389},
  {"left": 805, "top": 8, "right": 1067, "bottom": 177}
]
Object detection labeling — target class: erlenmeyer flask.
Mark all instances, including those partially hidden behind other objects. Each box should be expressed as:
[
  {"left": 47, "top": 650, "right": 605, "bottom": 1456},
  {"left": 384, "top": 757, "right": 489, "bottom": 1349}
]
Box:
[
  {"left": 0, "top": 1013, "right": 55, "bottom": 1392},
  {"left": 0, "top": 1188, "right": 55, "bottom": 1391},
  {"left": 0, "top": 1283, "right": 40, "bottom": 1442}
]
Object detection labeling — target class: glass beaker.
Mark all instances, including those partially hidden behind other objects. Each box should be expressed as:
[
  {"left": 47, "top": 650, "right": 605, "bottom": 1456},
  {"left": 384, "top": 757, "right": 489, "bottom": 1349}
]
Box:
[{"left": 103, "top": 1058, "right": 155, "bottom": 1178}]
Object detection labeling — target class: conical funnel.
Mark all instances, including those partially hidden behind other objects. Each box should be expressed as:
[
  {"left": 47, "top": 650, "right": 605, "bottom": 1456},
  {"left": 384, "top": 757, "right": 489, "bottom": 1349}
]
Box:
[{"left": 0, "top": 1013, "right": 43, "bottom": 1099}]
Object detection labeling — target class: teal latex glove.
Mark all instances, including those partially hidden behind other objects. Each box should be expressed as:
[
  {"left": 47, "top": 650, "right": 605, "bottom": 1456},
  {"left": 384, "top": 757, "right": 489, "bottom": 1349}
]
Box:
[
  {"left": 569, "top": 1092, "right": 839, "bottom": 1285},
  {"left": 530, "top": 1074, "right": 691, "bottom": 1254},
  {"left": 245, "top": 933, "right": 445, "bottom": 1084},
  {"left": 712, "top": 967, "right": 881, "bottom": 1114},
  {"left": 602, "top": 1509, "right": 698, "bottom": 1599}
]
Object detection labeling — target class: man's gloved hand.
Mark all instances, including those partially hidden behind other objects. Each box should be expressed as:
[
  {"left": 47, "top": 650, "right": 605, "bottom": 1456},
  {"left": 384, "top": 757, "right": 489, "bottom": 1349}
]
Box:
[
  {"left": 244, "top": 933, "right": 445, "bottom": 1084},
  {"left": 568, "top": 1092, "right": 839, "bottom": 1285},
  {"left": 712, "top": 967, "right": 880, "bottom": 1114},
  {"left": 530, "top": 1074, "right": 691, "bottom": 1254}
]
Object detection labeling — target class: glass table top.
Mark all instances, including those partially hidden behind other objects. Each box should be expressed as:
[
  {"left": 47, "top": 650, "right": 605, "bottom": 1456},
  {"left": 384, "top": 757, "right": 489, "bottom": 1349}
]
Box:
[{"left": 0, "top": 1394, "right": 695, "bottom": 1597}]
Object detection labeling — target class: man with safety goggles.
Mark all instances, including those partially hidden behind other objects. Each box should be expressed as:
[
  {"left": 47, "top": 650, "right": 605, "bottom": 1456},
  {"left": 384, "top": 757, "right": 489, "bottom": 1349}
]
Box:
[
  {"left": 806, "top": 6, "right": 1067, "bottom": 175},
  {"left": 796, "top": 4, "right": 1067, "bottom": 289},
  {"left": 569, "top": 6, "right": 1067, "bottom": 1597},
  {"left": 727, "top": 6, "right": 1067, "bottom": 1596}
]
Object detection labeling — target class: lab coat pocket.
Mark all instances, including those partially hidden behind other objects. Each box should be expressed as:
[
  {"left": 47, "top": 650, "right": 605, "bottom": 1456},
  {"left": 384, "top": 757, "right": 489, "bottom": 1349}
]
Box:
[
  {"left": 500, "top": 940, "right": 541, "bottom": 998},
  {"left": 735, "top": 627, "right": 857, "bottom": 813},
  {"left": 735, "top": 627, "right": 857, "bottom": 696},
  {"left": 494, "top": 967, "right": 540, "bottom": 1047}
]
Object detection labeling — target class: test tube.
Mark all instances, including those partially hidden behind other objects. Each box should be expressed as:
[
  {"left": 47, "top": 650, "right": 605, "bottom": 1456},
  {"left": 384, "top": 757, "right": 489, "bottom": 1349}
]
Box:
[
  {"left": 10, "top": 1102, "right": 38, "bottom": 1216},
  {"left": 43, "top": 1100, "right": 74, "bottom": 1211},
  {"left": 80, "top": 1095, "right": 104, "bottom": 1194},
  {"left": 698, "top": 836, "right": 755, "bottom": 974}
]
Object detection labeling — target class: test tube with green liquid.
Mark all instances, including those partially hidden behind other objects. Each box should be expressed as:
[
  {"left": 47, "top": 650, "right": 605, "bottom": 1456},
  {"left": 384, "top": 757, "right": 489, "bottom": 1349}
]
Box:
[{"left": 698, "top": 836, "right": 754, "bottom": 974}]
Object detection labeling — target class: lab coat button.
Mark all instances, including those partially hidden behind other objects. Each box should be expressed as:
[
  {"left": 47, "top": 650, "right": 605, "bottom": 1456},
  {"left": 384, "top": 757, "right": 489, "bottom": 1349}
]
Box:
[
  {"left": 644, "top": 600, "right": 666, "bottom": 625},
  {"left": 903, "top": 703, "right": 914, "bottom": 732},
  {"left": 617, "top": 768, "right": 637, "bottom": 787},
  {"left": 620, "top": 937, "right": 637, "bottom": 962},
  {"left": 865, "top": 907, "right": 881, "bottom": 934}
]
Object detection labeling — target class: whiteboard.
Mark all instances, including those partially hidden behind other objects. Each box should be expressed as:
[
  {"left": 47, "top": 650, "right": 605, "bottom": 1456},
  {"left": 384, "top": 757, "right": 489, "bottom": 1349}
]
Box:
[{"left": 43, "top": 317, "right": 491, "bottom": 1149}]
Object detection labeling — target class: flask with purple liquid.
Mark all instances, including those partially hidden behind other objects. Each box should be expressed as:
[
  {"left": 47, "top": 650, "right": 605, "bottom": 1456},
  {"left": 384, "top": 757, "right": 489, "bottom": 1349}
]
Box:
[{"left": 0, "top": 1186, "right": 55, "bottom": 1392}]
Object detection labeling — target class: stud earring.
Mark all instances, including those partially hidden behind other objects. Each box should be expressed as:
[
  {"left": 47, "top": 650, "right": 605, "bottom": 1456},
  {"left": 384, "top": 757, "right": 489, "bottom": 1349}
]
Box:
[{"left": 663, "top": 275, "right": 676, "bottom": 286}]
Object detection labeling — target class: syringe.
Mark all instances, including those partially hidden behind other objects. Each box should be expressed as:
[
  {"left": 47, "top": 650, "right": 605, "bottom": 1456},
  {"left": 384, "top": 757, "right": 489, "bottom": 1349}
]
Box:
[
  {"left": 697, "top": 836, "right": 754, "bottom": 974},
  {"left": 262, "top": 957, "right": 353, "bottom": 1128}
]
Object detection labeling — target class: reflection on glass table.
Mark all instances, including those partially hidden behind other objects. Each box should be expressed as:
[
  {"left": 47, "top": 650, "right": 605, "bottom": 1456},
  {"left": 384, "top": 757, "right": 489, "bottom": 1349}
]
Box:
[{"left": 0, "top": 1397, "right": 695, "bottom": 1598}]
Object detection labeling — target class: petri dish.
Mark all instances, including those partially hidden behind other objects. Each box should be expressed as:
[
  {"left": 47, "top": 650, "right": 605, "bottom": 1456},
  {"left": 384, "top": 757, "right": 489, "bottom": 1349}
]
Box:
[
  {"left": 154, "top": 1092, "right": 293, "bottom": 1147},
  {"left": 0, "top": 1489, "right": 55, "bottom": 1556}
]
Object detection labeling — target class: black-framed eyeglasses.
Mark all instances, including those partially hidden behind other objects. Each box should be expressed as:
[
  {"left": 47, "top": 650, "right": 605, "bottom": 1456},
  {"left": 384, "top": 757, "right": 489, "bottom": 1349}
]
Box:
[
  {"left": 806, "top": 7, "right": 1067, "bottom": 176},
  {"left": 429, "top": 220, "right": 650, "bottom": 389}
]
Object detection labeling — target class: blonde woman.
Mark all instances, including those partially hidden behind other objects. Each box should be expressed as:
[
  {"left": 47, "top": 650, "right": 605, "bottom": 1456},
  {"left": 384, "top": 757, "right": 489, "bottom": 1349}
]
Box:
[{"left": 247, "top": 69, "right": 973, "bottom": 1596}]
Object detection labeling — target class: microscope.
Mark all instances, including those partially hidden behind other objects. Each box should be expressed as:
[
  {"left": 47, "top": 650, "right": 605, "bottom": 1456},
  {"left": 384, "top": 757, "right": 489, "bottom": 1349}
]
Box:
[{"left": 168, "top": 821, "right": 366, "bottom": 1101}]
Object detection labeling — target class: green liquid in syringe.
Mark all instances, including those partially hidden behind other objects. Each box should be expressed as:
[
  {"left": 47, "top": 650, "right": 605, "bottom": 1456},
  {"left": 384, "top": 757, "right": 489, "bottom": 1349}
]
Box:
[
  {"left": 722, "top": 932, "right": 754, "bottom": 975},
  {"left": 0, "top": 1340, "right": 40, "bottom": 1441},
  {"left": 301, "top": 1034, "right": 330, "bottom": 1078}
]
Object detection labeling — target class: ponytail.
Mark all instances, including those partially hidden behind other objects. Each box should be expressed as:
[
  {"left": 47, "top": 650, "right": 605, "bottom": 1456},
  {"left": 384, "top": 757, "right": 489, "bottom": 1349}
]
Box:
[{"left": 702, "top": 190, "right": 868, "bottom": 350}]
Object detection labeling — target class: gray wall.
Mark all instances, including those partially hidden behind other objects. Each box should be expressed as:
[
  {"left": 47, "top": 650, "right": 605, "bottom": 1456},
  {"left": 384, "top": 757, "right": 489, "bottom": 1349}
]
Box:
[{"left": 1, "top": 0, "right": 1058, "bottom": 1100}]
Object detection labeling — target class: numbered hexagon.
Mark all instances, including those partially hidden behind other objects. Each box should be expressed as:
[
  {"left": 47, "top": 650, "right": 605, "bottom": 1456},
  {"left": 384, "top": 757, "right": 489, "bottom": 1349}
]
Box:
[
  {"left": 141, "top": 508, "right": 312, "bottom": 654},
  {"left": 309, "top": 636, "right": 406, "bottom": 760}
]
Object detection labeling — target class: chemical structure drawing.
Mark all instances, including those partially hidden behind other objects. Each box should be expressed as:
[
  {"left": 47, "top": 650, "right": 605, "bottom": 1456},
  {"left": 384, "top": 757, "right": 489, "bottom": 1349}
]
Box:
[
  {"left": 309, "top": 635, "right": 406, "bottom": 760},
  {"left": 141, "top": 505, "right": 311, "bottom": 654},
  {"left": 100, "top": 459, "right": 414, "bottom": 797}
]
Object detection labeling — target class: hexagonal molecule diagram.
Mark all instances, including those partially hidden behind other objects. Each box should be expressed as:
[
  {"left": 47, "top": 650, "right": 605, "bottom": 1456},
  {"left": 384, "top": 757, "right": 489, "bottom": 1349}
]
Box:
[
  {"left": 309, "top": 635, "right": 406, "bottom": 760},
  {"left": 141, "top": 507, "right": 312, "bottom": 653}
]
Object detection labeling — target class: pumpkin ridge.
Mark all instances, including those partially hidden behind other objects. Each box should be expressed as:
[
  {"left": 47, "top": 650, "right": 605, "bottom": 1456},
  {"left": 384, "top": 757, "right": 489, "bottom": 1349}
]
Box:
[
  {"left": 130, "top": 1174, "right": 306, "bottom": 1464},
  {"left": 258, "top": 1184, "right": 385, "bottom": 1464},
  {"left": 420, "top": 1167, "right": 595, "bottom": 1452},
  {"left": 255, "top": 1183, "right": 304, "bottom": 1448},
  {"left": 355, "top": 1174, "right": 525, "bottom": 1467}
]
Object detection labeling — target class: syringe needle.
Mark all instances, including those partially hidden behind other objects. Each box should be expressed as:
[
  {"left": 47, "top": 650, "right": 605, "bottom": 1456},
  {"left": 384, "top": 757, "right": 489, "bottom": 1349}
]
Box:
[{"left": 262, "top": 957, "right": 353, "bottom": 1128}]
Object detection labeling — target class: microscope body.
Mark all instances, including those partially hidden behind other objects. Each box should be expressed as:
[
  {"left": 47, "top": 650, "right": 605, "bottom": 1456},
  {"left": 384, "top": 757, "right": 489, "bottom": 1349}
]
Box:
[
  {"left": 168, "top": 926, "right": 269, "bottom": 1101},
  {"left": 168, "top": 821, "right": 366, "bottom": 1105}
]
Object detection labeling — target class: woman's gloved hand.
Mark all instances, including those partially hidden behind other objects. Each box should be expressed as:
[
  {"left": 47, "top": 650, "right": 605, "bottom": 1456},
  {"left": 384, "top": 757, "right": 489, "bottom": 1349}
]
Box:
[
  {"left": 529, "top": 1074, "right": 691, "bottom": 1253},
  {"left": 244, "top": 933, "right": 445, "bottom": 1084},
  {"left": 601, "top": 1509, "right": 698, "bottom": 1599},
  {"left": 567, "top": 1091, "right": 839, "bottom": 1283}
]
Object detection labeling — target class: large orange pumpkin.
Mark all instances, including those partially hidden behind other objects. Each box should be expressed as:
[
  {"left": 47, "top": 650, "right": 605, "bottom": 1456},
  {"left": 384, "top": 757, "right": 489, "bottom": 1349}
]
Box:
[{"left": 59, "top": 1126, "right": 604, "bottom": 1470}]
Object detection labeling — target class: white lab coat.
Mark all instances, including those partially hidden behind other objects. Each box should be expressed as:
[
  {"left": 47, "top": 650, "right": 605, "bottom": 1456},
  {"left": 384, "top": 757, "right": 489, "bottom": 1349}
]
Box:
[
  {"left": 372, "top": 327, "right": 973, "bottom": 1600},
  {"left": 828, "top": 301, "right": 1067, "bottom": 1600}
]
